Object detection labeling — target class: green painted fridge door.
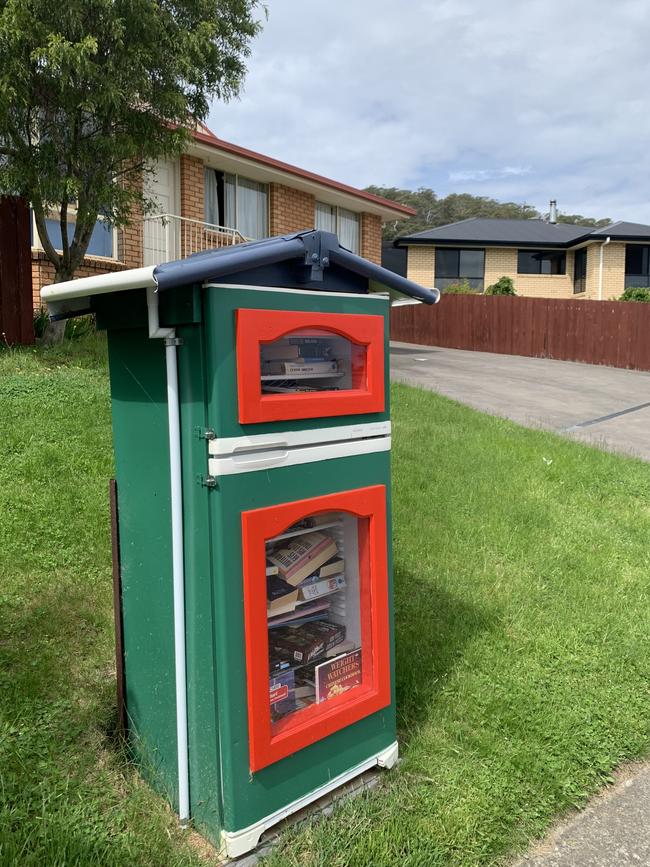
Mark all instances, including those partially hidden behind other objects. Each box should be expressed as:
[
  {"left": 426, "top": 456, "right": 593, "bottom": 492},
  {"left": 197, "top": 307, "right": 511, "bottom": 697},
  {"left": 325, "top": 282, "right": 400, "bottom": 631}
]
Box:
[
  {"left": 205, "top": 450, "right": 395, "bottom": 835},
  {"left": 202, "top": 284, "right": 391, "bottom": 439}
]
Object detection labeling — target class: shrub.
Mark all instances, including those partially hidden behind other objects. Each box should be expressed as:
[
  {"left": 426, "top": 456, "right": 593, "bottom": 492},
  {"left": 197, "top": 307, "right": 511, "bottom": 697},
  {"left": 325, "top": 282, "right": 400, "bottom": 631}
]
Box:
[
  {"left": 442, "top": 280, "right": 478, "bottom": 295},
  {"left": 485, "top": 276, "right": 516, "bottom": 296},
  {"left": 619, "top": 286, "right": 650, "bottom": 302}
]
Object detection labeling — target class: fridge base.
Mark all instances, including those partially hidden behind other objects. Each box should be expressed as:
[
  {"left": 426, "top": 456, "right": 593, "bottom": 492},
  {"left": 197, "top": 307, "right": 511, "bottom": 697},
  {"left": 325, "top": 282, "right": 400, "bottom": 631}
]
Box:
[{"left": 219, "top": 740, "right": 399, "bottom": 860}]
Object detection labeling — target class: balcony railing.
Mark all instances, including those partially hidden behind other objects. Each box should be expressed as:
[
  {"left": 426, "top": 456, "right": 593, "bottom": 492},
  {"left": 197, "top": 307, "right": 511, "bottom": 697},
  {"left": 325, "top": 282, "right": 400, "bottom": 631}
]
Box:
[{"left": 142, "top": 213, "right": 247, "bottom": 265}]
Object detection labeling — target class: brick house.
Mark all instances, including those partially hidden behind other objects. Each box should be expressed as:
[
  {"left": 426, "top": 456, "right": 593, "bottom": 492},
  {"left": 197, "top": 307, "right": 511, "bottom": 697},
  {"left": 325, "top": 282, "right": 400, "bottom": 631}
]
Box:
[
  {"left": 395, "top": 206, "right": 650, "bottom": 300},
  {"left": 32, "top": 123, "right": 414, "bottom": 310}
]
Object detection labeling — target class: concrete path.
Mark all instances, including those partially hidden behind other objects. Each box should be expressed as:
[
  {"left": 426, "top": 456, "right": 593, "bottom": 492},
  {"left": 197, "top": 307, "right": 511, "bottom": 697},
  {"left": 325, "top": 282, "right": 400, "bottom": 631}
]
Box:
[
  {"left": 391, "top": 342, "right": 650, "bottom": 865},
  {"left": 390, "top": 342, "right": 650, "bottom": 462},
  {"left": 514, "top": 764, "right": 650, "bottom": 867}
]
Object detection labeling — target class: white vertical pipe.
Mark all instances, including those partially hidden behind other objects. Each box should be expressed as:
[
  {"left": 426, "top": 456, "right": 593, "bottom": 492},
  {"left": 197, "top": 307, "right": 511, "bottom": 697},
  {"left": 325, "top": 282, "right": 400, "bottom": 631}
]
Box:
[
  {"left": 598, "top": 236, "right": 611, "bottom": 301},
  {"left": 165, "top": 336, "right": 190, "bottom": 826},
  {"left": 146, "top": 285, "right": 189, "bottom": 827}
]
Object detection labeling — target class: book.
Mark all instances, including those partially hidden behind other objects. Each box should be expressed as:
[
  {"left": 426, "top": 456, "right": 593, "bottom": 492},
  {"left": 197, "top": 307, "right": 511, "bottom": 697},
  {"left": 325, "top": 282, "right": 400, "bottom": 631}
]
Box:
[
  {"left": 266, "top": 561, "right": 279, "bottom": 577},
  {"left": 267, "top": 574, "right": 299, "bottom": 615},
  {"left": 261, "top": 342, "right": 332, "bottom": 361},
  {"left": 267, "top": 599, "right": 330, "bottom": 628},
  {"left": 298, "top": 574, "right": 346, "bottom": 602},
  {"left": 270, "top": 669, "right": 295, "bottom": 721},
  {"left": 300, "top": 557, "right": 345, "bottom": 584},
  {"left": 325, "top": 639, "right": 356, "bottom": 658},
  {"left": 268, "top": 620, "right": 346, "bottom": 669},
  {"left": 261, "top": 359, "right": 338, "bottom": 376},
  {"left": 315, "top": 649, "right": 362, "bottom": 703},
  {"left": 267, "top": 531, "right": 338, "bottom": 587}
]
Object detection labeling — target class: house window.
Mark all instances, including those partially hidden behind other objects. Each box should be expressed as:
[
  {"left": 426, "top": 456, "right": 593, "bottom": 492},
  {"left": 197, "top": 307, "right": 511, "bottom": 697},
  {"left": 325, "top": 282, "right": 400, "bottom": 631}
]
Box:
[
  {"left": 573, "top": 248, "right": 587, "bottom": 294},
  {"left": 517, "top": 249, "right": 566, "bottom": 275},
  {"left": 434, "top": 248, "right": 485, "bottom": 291},
  {"left": 624, "top": 244, "right": 650, "bottom": 288},
  {"left": 31, "top": 210, "right": 115, "bottom": 258},
  {"left": 204, "top": 169, "right": 268, "bottom": 240},
  {"left": 315, "top": 202, "right": 360, "bottom": 254}
]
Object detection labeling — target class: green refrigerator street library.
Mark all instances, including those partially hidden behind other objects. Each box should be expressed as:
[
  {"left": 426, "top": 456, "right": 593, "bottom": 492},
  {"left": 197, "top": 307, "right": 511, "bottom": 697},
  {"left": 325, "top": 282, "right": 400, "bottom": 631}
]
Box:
[{"left": 43, "top": 230, "right": 439, "bottom": 859}]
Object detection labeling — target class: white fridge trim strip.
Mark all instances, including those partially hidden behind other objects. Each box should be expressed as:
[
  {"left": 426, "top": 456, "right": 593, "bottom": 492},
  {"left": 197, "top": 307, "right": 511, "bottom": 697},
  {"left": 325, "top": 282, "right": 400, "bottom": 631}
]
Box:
[
  {"left": 209, "top": 421, "right": 391, "bottom": 457},
  {"left": 208, "top": 435, "right": 390, "bottom": 476}
]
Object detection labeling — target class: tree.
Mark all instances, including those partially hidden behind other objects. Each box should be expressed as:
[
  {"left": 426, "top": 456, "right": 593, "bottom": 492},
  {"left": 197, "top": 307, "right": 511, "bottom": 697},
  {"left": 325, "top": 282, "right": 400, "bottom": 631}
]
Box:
[
  {"left": 0, "top": 0, "right": 262, "bottom": 339},
  {"left": 365, "top": 185, "right": 611, "bottom": 242}
]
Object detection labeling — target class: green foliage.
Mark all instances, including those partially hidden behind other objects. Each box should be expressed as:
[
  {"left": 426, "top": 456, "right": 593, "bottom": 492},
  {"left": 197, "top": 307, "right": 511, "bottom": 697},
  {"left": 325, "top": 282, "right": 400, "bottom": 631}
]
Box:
[
  {"left": 32, "top": 306, "right": 49, "bottom": 339},
  {"left": 619, "top": 286, "right": 650, "bottom": 302},
  {"left": 366, "top": 185, "right": 611, "bottom": 242},
  {"left": 441, "top": 280, "right": 478, "bottom": 295},
  {"left": 485, "top": 275, "right": 517, "bottom": 296},
  {"left": 0, "top": 0, "right": 262, "bottom": 280}
]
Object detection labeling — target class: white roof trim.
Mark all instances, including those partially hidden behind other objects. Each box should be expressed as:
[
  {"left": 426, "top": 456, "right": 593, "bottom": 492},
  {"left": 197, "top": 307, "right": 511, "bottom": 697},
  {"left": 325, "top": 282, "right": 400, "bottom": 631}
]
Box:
[{"left": 41, "top": 265, "right": 158, "bottom": 303}]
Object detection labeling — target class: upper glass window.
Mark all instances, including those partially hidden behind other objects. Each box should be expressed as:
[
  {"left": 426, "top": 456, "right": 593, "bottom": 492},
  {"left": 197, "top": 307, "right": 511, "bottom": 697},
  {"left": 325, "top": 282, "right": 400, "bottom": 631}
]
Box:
[
  {"left": 625, "top": 244, "right": 650, "bottom": 288},
  {"left": 204, "top": 169, "right": 268, "bottom": 240},
  {"left": 31, "top": 211, "right": 115, "bottom": 258},
  {"left": 315, "top": 202, "right": 360, "bottom": 254},
  {"left": 517, "top": 249, "right": 566, "bottom": 275},
  {"left": 434, "top": 247, "right": 485, "bottom": 291}
]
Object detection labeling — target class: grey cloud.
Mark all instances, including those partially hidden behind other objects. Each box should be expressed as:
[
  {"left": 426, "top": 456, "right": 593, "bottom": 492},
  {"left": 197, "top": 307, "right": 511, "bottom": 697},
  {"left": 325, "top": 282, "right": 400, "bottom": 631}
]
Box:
[{"left": 209, "top": 0, "right": 650, "bottom": 221}]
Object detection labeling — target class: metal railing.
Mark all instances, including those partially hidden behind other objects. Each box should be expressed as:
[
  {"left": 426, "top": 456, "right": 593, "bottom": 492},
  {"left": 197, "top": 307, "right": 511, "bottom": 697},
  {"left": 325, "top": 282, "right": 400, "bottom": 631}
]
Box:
[{"left": 142, "top": 213, "right": 247, "bottom": 264}]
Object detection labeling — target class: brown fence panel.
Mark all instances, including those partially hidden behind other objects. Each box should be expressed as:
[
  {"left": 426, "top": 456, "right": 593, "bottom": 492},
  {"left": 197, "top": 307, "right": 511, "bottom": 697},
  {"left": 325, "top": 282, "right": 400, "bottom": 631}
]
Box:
[
  {"left": 0, "top": 196, "right": 33, "bottom": 345},
  {"left": 390, "top": 295, "right": 650, "bottom": 373}
]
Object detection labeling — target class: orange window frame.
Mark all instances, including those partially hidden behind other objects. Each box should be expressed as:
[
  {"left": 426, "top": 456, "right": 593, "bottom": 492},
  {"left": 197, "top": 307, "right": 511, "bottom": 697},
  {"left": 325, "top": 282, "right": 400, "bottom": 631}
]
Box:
[
  {"left": 241, "top": 485, "right": 391, "bottom": 772},
  {"left": 236, "top": 309, "right": 385, "bottom": 424}
]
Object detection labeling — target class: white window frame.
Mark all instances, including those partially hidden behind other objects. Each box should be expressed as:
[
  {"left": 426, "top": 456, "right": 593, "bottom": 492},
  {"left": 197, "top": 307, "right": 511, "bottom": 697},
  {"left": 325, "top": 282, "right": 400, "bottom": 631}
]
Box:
[
  {"left": 315, "top": 202, "right": 360, "bottom": 254},
  {"left": 31, "top": 207, "right": 117, "bottom": 260}
]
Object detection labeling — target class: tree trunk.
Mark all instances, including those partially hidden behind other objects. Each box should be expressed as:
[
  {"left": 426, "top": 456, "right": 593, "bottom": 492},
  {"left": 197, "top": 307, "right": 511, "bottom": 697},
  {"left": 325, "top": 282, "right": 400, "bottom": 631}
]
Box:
[{"left": 40, "top": 269, "right": 73, "bottom": 346}]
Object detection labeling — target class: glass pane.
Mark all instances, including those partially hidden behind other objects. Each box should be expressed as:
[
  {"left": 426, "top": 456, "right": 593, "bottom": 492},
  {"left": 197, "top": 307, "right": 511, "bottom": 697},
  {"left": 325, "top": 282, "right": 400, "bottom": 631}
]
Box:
[
  {"left": 458, "top": 249, "right": 485, "bottom": 279},
  {"left": 517, "top": 250, "right": 538, "bottom": 274},
  {"left": 224, "top": 173, "right": 237, "bottom": 230},
  {"left": 204, "top": 168, "right": 220, "bottom": 225},
  {"left": 315, "top": 201, "right": 336, "bottom": 233},
  {"left": 267, "top": 511, "right": 365, "bottom": 727},
  {"left": 625, "top": 244, "right": 646, "bottom": 276},
  {"left": 338, "top": 208, "right": 359, "bottom": 253},
  {"left": 87, "top": 219, "right": 114, "bottom": 257},
  {"left": 435, "top": 248, "right": 460, "bottom": 278},
  {"left": 236, "top": 177, "right": 268, "bottom": 240},
  {"left": 260, "top": 329, "right": 367, "bottom": 394}
]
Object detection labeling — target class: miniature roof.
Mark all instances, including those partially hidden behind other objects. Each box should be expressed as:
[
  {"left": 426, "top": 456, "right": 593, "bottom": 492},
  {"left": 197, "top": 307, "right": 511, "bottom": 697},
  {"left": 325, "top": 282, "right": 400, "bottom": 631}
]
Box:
[{"left": 42, "top": 230, "right": 439, "bottom": 319}]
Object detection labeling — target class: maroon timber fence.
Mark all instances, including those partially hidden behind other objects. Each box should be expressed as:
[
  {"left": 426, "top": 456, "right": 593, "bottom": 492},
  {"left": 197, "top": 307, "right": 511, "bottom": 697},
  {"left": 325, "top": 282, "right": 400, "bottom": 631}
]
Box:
[
  {"left": 390, "top": 295, "right": 650, "bottom": 373},
  {"left": 0, "top": 196, "right": 33, "bottom": 345}
]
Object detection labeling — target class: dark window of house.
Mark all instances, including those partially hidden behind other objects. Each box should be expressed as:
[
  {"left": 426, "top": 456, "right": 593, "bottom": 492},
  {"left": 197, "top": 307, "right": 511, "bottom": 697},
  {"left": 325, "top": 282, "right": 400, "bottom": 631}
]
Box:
[
  {"left": 573, "top": 248, "right": 587, "bottom": 294},
  {"left": 517, "top": 249, "right": 566, "bottom": 275},
  {"left": 435, "top": 247, "right": 485, "bottom": 290},
  {"left": 625, "top": 245, "right": 650, "bottom": 288}
]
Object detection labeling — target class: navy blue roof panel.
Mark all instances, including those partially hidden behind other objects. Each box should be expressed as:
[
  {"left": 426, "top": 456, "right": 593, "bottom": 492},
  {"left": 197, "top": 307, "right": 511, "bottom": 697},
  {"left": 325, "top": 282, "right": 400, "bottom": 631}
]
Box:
[{"left": 154, "top": 229, "right": 439, "bottom": 304}]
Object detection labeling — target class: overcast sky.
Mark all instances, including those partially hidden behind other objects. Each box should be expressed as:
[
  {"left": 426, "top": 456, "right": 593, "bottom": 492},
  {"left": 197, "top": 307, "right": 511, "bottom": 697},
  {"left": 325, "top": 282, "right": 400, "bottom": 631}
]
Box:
[{"left": 208, "top": 0, "right": 650, "bottom": 223}]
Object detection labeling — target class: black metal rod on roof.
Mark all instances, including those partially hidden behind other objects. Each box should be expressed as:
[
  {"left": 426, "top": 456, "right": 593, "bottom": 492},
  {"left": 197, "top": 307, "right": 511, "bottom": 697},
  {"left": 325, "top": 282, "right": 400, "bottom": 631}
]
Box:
[{"left": 328, "top": 247, "right": 440, "bottom": 304}]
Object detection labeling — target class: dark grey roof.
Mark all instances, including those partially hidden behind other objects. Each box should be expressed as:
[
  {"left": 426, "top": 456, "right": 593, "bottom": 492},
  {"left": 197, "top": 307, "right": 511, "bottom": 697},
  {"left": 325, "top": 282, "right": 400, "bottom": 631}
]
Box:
[
  {"left": 396, "top": 217, "right": 596, "bottom": 248},
  {"left": 591, "top": 221, "right": 650, "bottom": 240}
]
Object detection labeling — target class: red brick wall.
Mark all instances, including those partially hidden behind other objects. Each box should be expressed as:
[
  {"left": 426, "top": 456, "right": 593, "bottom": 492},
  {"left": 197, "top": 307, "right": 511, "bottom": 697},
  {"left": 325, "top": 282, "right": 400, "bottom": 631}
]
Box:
[
  {"left": 269, "top": 183, "right": 315, "bottom": 235},
  {"left": 360, "top": 212, "right": 382, "bottom": 264},
  {"left": 32, "top": 251, "right": 127, "bottom": 310}
]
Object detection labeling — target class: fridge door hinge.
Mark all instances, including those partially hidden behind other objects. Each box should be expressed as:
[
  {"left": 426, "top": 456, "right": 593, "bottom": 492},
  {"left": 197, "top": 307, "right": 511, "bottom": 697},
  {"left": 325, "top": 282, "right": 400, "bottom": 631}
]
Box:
[
  {"left": 195, "top": 426, "right": 216, "bottom": 441},
  {"left": 200, "top": 474, "right": 218, "bottom": 488}
]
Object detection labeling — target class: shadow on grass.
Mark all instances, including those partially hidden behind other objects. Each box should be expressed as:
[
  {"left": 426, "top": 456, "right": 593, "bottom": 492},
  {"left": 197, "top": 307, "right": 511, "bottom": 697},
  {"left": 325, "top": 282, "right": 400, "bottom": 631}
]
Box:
[{"left": 393, "top": 566, "right": 495, "bottom": 743}]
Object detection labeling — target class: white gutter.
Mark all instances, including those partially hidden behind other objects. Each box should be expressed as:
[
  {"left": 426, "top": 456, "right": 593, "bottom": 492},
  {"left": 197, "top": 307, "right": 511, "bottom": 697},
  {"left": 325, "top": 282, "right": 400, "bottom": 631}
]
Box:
[
  {"left": 41, "top": 265, "right": 157, "bottom": 304},
  {"left": 598, "top": 236, "right": 611, "bottom": 301},
  {"left": 146, "top": 285, "right": 190, "bottom": 828}
]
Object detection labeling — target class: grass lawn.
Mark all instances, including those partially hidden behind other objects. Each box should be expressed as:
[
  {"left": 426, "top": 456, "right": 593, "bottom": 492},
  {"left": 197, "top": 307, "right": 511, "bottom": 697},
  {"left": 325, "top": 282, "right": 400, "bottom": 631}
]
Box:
[{"left": 2, "top": 334, "right": 650, "bottom": 866}]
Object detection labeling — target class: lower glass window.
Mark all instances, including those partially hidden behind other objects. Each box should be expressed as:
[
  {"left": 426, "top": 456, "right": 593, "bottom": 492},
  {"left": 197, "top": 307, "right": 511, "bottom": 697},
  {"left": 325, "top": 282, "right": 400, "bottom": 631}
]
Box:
[
  {"left": 435, "top": 247, "right": 485, "bottom": 291},
  {"left": 267, "top": 511, "right": 364, "bottom": 727}
]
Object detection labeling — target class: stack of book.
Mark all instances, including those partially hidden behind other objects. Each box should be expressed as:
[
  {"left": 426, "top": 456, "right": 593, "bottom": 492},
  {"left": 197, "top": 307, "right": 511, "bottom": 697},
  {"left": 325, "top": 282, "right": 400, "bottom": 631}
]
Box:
[
  {"left": 260, "top": 336, "right": 341, "bottom": 392},
  {"left": 266, "top": 518, "right": 358, "bottom": 721}
]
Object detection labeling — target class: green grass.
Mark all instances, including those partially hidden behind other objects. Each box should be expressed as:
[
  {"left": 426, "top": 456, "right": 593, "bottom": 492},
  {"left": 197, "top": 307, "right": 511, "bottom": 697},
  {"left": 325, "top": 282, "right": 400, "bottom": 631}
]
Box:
[{"left": 3, "top": 334, "right": 650, "bottom": 866}]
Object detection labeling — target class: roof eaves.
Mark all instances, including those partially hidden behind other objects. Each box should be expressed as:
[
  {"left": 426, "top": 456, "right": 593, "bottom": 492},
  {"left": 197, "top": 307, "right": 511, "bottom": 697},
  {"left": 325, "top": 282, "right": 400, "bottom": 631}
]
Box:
[{"left": 190, "top": 129, "right": 416, "bottom": 217}]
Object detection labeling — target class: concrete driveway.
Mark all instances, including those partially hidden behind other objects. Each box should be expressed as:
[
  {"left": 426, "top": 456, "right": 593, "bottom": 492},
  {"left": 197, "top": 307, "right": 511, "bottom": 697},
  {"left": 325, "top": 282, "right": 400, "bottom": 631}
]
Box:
[{"left": 391, "top": 341, "right": 650, "bottom": 462}]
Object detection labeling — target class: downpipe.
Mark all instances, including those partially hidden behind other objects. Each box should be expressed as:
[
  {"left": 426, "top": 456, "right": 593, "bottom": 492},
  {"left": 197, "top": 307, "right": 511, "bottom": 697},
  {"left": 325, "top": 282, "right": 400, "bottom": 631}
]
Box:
[
  {"left": 146, "top": 285, "right": 190, "bottom": 827},
  {"left": 598, "top": 236, "right": 611, "bottom": 301}
]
